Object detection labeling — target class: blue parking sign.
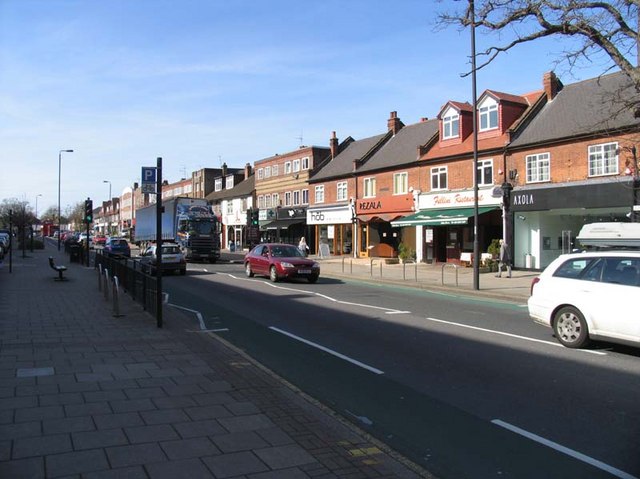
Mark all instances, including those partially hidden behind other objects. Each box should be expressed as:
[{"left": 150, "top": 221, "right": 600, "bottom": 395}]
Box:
[{"left": 142, "top": 167, "right": 156, "bottom": 185}]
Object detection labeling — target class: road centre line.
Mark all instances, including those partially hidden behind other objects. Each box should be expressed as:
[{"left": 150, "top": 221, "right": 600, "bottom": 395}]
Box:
[
  {"left": 269, "top": 326, "right": 385, "bottom": 375},
  {"left": 220, "top": 273, "right": 410, "bottom": 314},
  {"left": 425, "top": 317, "right": 606, "bottom": 356},
  {"left": 492, "top": 419, "right": 638, "bottom": 479}
]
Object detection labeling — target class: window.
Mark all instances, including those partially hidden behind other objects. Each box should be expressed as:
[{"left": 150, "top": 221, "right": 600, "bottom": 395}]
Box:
[
  {"left": 293, "top": 159, "right": 301, "bottom": 173},
  {"left": 257, "top": 168, "right": 264, "bottom": 180},
  {"left": 293, "top": 190, "right": 300, "bottom": 205},
  {"left": 393, "top": 173, "right": 408, "bottom": 195},
  {"left": 264, "top": 166, "right": 271, "bottom": 178},
  {"left": 363, "top": 177, "right": 376, "bottom": 198},
  {"left": 443, "top": 114, "right": 459, "bottom": 139},
  {"left": 315, "top": 185, "right": 325, "bottom": 204},
  {"left": 479, "top": 102, "right": 498, "bottom": 131},
  {"left": 265, "top": 195, "right": 272, "bottom": 208},
  {"left": 272, "top": 193, "right": 279, "bottom": 207},
  {"left": 214, "top": 178, "right": 222, "bottom": 191},
  {"left": 526, "top": 153, "right": 550, "bottom": 183},
  {"left": 302, "top": 157, "right": 310, "bottom": 170},
  {"left": 589, "top": 142, "right": 618, "bottom": 176},
  {"left": 258, "top": 195, "right": 265, "bottom": 209},
  {"left": 272, "top": 164, "right": 279, "bottom": 176},
  {"left": 226, "top": 202, "right": 233, "bottom": 215},
  {"left": 284, "top": 191, "right": 292, "bottom": 206},
  {"left": 431, "top": 166, "right": 447, "bottom": 190},
  {"left": 302, "top": 189, "right": 309, "bottom": 204},
  {"left": 476, "top": 160, "right": 493, "bottom": 186},
  {"left": 225, "top": 175, "right": 234, "bottom": 189},
  {"left": 337, "top": 181, "right": 348, "bottom": 201},
  {"left": 284, "top": 162, "right": 292, "bottom": 174}
]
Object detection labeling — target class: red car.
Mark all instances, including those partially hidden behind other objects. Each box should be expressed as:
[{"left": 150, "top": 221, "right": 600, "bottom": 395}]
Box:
[
  {"left": 94, "top": 234, "right": 107, "bottom": 246},
  {"left": 244, "top": 243, "right": 320, "bottom": 283}
]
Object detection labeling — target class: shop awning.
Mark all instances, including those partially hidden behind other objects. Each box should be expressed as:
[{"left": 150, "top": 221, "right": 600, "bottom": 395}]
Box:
[
  {"left": 358, "top": 213, "right": 403, "bottom": 223},
  {"left": 390, "top": 206, "right": 499, "bottom": 227},
  {"left": 264, "top": 218, "right": 305, "bottom": 230}
]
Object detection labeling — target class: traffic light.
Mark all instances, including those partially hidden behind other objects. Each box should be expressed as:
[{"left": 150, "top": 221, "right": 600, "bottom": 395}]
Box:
[
  {"left": 246, "top": 208, "right": 252, "bottom": 227},
  {"left": 84, "top": 198, "right": 93, "bottom": 223},
  {"left": 251, "top": 209, "right": 259, "bottom": 226}
]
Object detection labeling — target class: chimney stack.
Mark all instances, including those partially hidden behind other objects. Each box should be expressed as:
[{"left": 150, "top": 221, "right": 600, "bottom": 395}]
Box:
[
  {"left": 222, "top": 162, "right": 228, "bottom": 178},
  {"left": 330, "top": 131, "right": 339, "bottom": 159},
  {"left": 244, "top": 163, "right": 252, "bottom": 179},
  {"left": 543, "top": 71, "right": 561, "bottom": 101},
  {"left": 387, "top": 111, "right": 404, "bottom": 135}
]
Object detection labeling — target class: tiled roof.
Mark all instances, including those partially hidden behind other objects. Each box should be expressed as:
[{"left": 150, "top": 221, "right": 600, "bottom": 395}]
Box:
[
  {"left": 358, "top": 119, "right": 439, "bottom": 172},
  {"left": 309, "top": 132, "right": 389, "bottom": 182},
  {"left": 510, "top": 71, "right": 637, "bottom": 147},
  {"left": 205, "top": 175, "right": 254, "bottom": 201},
  {"left": 483, "top": 90, "right": 530, "bottom": 105}
]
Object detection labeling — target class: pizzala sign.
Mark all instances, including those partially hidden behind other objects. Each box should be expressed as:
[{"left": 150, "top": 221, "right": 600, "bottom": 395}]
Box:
[{"left": 358, "top": 200, "right": 382, "bottom": 211}]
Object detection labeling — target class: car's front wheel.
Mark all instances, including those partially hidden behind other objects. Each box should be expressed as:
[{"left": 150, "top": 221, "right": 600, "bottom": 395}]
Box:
[
  {"left": 553, "top": 306, "right": 590, "bottom": 348},
  {"left": 269, "top": 266, "right": 279, "bottom": 283},
  {"left": 307, "top": 274, "right": 319, "bottom": 284},
  {"left": 245, "top": 262, "right": 254, "bottom": 277}
]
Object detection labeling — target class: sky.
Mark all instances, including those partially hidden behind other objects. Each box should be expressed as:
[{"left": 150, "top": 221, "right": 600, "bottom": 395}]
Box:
[{"left": 0, "top": 0, "right": 611, "bottom": 215}]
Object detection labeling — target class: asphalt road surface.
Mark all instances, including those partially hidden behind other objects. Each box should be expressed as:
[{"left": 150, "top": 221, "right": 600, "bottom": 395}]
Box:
[{"left": 161, "top": 261, "right": 640, "bottom": 479}]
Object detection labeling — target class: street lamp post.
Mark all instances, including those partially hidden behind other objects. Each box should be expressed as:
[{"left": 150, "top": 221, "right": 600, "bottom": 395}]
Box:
[
  {"left": 32, "top": 194, "right": 42, "bottom": 252},
  {"left": 57, "top": 149, "right": 74, "bottom": 251},
  {"left": 35, "top": 194, "right": 42, "bottom": 220},
  {"left": 103, "top": 180, "right": 112, "bottom": 234}
]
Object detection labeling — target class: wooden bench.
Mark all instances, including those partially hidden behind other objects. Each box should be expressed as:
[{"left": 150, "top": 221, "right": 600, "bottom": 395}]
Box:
[{"left": 48, "top": 256, "right": 68, "bottom": 281}]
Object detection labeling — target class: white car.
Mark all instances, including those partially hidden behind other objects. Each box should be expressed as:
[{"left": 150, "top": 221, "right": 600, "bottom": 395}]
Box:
[{"left": 528, "top": 251, "right": 640, "bottom": 348}]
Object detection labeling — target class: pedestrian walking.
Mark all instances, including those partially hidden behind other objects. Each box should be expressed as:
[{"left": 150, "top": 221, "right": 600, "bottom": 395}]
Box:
[
  {"left": 298, "top": 236, "right": 309, "bottom": 256},
  {"left": 496, "top": 239, "right": 512, "bottom": 278}
]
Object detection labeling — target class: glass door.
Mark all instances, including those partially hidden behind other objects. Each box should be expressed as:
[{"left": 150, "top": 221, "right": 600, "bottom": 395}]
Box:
[{"left": 359, "top": 223, "right": 368, "bottom": 257}]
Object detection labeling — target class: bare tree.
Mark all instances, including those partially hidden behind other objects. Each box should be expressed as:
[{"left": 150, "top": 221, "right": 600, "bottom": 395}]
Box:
[{"left": 438, "top": 0, "right": 640, "bottom": 116}]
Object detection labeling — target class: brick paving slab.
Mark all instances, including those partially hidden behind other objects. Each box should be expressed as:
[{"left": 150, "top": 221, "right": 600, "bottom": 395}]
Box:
[{"left": 0, "top": 246, "right": 433, "bottom": 478}]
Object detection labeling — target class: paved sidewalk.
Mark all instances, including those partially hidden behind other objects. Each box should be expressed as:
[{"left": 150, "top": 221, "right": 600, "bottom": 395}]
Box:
[{"left": 0, "top": 245, "right": 430, "bottom": 479}]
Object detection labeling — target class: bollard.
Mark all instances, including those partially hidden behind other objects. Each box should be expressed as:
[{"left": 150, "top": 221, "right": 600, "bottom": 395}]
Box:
[
  {"left": 341, "top": 257, "right": 345, "bottom": 273},
  {"left": 379, "top": 260, "right": 383, "bottom": 277},
  {"left": 370, "top": 259, "right": 374, "bottom": 277},
  {"left": 112, "top": 276, "right": 123, "bottom": 317},
  {"left": 414, "top": 262, "right": 418, "bottom": 282},
  {"left": 403, "top": 262, "right": 406, "bottom": 281},
  {"left": 104, "top": 268, "right": 110, "bottom": 301},
  {"left": 98, "top": 264, "right": 103, "bottom": 292},
  {"left": 350, "top": 259, "right": 353, "bottom": 275}
]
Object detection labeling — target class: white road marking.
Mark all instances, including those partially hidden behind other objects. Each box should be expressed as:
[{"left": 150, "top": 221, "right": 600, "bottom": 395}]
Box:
[
  {"left": 269, "top": 326, "right": 384, "bottom": 375},
  {"left": 169, "top": 303, "right": 206, "bottom": 330},
  {"left": 218, "top": 273, "right": 410, "bottom": 314},
  {"left": 425, "top": 317, "right": 607, "bottom": 356},
  {"left": 492, "top": 420, "right": 638, "bottom": 479}
]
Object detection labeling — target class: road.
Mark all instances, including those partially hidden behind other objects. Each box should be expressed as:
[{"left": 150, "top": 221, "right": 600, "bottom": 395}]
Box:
[{"left": 152, "top": 260, "right": 639, "bottom": 478}]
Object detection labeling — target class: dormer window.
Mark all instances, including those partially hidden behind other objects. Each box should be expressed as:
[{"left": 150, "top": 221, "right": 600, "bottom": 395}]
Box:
[
  {"left": 443, "top": 113, "right": 459, "bottom": 139},
  {"left": 479, "top": 98, "right": 498, "bottom": 131}
]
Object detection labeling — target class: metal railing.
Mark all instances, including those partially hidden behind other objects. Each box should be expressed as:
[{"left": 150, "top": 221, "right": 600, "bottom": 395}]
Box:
[{"left": 94, "top": 251, "right": 158, "bottom": 315}]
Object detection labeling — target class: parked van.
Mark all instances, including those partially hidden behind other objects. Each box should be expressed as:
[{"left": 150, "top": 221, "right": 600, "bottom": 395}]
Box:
[{"left": 576, "top": 222, "right": 640, "bottom": 250}]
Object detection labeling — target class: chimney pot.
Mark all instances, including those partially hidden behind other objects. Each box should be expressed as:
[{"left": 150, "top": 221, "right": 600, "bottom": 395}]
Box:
[
  {"left": 330, "top": 131, "right": 339, "bottom": 159},
  {"left": 387, "top": 111, "right": 404, "bottom": 134}
]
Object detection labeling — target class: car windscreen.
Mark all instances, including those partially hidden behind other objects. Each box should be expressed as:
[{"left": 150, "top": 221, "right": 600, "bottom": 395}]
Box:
[
  {"left": 270, "top": 245, "right": 303, "bottom": 257},
  {"left": 188, "top": 220, "right": 216, "bottom": 235}
]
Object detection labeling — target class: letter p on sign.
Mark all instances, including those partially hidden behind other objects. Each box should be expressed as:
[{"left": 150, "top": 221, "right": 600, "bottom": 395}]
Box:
[{"left": 142, "top": 167, "right": 156, "bottom": 184}]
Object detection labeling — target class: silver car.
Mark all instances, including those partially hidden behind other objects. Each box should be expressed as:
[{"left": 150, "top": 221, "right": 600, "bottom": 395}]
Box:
[{"left": 139, "top": 242, "right": 187, "bottom": 275}]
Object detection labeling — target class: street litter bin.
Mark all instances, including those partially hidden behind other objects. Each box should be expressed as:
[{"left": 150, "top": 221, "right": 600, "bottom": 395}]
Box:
[{"left": 69, "top": 244, "right": 81, "bottom": 263}]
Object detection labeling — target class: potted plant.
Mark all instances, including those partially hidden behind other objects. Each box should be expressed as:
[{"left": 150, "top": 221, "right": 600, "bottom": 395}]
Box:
[
  {"left": 486, "top": 239, "right": 501, "bottom": 272},
  {"left": 397, "top": 243, "right": 416, "bottom": 263}
]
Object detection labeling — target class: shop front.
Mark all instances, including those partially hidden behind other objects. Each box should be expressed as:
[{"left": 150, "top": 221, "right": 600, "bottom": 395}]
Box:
[
  {"left": 259, "top": 207, "right": 307, "bottom": 246},
  {"left": 223, "top": 208, "right": 247, "bottom": 252},
  {"left": 356, "top": 194, "right": 414, "bottom": 258},
  {"left": 510, "top": 178, "right": 635, "bottom": 270},
  {"left": 392, "top": 187, "right": 503, "bottom": 264},
  {"left": 306, "top": 204, "right": 354, "bottom": 256}
]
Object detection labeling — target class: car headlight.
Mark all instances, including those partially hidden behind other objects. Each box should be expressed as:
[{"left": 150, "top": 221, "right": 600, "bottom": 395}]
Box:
[
  {"left": 281, "top": 262, "right": 294, "bottom": 268},
  {"left": 312, "top": 262, "right": 320, "bottom": 268}
]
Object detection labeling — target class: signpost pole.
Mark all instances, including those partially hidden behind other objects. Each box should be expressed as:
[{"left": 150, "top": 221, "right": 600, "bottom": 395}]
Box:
[{"left": 156, "top": 157, "right": 163, "bottom": 328}]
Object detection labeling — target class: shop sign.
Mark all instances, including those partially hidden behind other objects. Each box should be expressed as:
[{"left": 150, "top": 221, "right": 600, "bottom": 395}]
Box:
[
  {"left": 276, "top": 207, "right": 306, "bottom": 220},
  {"left": 307, "top": 206, "right": 352, "bottom": 225},
  {"left": 418, "top": 188, "right": 500, "bottom": 210}
]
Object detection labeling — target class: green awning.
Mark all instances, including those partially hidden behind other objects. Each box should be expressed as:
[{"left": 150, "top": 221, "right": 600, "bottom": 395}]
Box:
[{"left": 391, "top": 206, "right": 499, "bottom": 227}]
